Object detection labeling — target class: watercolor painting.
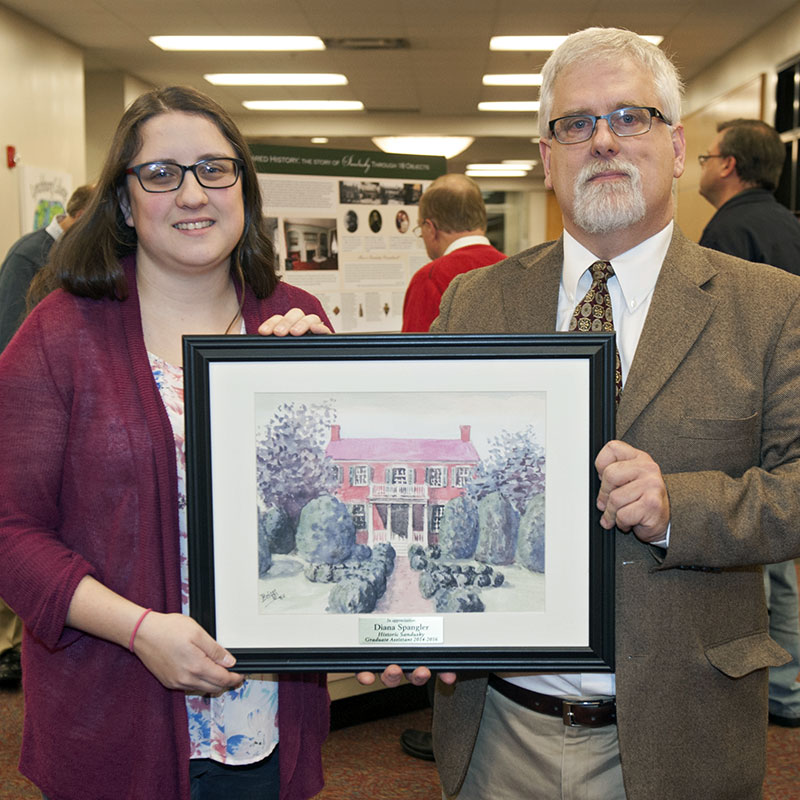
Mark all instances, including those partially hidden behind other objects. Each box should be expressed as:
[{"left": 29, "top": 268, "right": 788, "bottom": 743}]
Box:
[{"left": 254, "top": 391, "right": 546, "bottom": 617}]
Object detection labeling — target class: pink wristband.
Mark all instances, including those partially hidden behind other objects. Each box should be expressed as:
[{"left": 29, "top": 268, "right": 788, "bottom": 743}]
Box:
[{"left": 128, "top": 608, "right": 153, "bottom": 653}]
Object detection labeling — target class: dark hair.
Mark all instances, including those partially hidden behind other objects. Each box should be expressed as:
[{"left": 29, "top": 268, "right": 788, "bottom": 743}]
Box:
[
  {"left": 717, "top": 119, "right": 787, "bottom": 192},
  {"left": 30, "top": 86, "right": 277, "bottom": 306},
  {"left": 419, "top": 174, "right": 487, "bottom": 233},
  {"left": 66, "top": 184, "right": 95, "bottom": 217}
]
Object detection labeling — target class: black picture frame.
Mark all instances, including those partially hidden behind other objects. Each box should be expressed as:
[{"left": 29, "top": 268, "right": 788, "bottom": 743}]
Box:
[{"left": 184, "top": 333, "right": 616, "bottom": 672}]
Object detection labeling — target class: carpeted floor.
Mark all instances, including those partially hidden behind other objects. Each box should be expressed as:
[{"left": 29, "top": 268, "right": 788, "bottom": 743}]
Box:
[{"left": 1, "top": 683, "right": 798, "bottom": 799}]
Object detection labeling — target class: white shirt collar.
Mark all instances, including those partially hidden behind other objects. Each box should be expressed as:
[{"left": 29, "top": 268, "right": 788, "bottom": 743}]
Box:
[
  {"left": 45, "top": 214, "right": 66, "bottom": 242},
  {"left": 561, "top": 221, "right": 673, "bottom": 313},
  {"left": 443, "top": 234, "right": 491, "bottom": 256}
]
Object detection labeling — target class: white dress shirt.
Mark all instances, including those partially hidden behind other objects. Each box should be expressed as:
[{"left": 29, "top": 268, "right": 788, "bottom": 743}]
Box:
[{"left": 503, "top": 220, "right": 673, "bottom": 699}]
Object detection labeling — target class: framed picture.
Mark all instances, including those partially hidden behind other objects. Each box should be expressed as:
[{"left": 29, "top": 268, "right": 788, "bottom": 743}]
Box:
[{"left": 184, "top": 333, "right": 616, "bottom": 672}]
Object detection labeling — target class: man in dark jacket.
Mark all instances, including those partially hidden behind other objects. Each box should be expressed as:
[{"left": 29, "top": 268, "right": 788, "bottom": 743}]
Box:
[
  {"left": 698, "top": 118, "right": 800, "bottom": 274},
  {"left": 698, "top": 118, "right": 800, "bottom": 729},
  {"left": 0, "top": 183, "right": 93, "bottom": 351}
]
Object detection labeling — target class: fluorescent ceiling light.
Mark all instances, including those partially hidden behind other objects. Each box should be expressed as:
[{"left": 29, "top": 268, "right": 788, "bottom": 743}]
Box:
[
  {"left": 311, "top": 137, "right": 329, "bottom": 144},
  {"left": 467, "top": 163, "right": 532, "bottom": 171},
  {"left": 482, "top": 74, "right": 542, "bottom": 86},
  {"left": 466, "top": 169, "right": 528, "bottom": 178},
  {"left": 150, "top": 35, "right": 325, "bottom": 51},
  {"left": 205, "top": 73, "right": 347, "bottom": 86},
  {"left": 372, "top": 136, "right": 474, "bottom": 159},
  {"left": 502, "top": 159, "right": 538, "bottom": 167},
  {"left": 243, "top": 100, "right": 364, "bottom": 111},
  {"left": 478, "top": 101, "right": 540, "bottom": 112},
  {"left": 490, "top": 35, "right": 663, "bottom": 51}
]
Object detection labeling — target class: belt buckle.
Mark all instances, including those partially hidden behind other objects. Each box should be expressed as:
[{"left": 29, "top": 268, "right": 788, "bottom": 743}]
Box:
[{"left": 561, "top": 698, "right": 605, "bottom": 727}]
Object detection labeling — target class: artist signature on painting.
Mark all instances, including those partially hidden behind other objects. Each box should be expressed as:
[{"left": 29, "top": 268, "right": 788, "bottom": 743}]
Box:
[{"left": 259, "top": 589, "right": 286, "bottom": 608}]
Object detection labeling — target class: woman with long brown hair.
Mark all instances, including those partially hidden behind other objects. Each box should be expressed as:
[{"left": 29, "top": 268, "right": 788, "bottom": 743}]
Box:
[{"left": 0, "top": 86, "right": 331, "bottom": 800}]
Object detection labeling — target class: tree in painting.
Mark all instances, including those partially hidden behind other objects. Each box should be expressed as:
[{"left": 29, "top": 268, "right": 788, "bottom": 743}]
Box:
[
  {"left": 258, "top": 504, "right": 295, "bottom": 555},
  {"left": 468, "top": 425, "right": 545, "bottom": 515},
  {"left": 295, "top": 495, "right": 356, "bottom": 565},
  {"left": 459, "top": 424, "right": 545, "bottom": 567},
  {"left": 474, "top": 491, "right": 520, "bottom": 565},
  {"left": 257, "top": 505, "right": 295, "bottom": 577},
  {"left": 516, "top": 492, "right": 545, "bottom": 572},
  {"left": 255, "top": 401, "right": 340, "bottom": 526},
  {"left": 438, "top": 493, "right": 480, "bottom": 559}
]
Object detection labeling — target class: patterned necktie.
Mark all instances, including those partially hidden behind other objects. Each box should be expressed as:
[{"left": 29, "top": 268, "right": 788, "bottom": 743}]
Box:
[{"left": 570, "top": 260, "right": 622, "bottom": 404}]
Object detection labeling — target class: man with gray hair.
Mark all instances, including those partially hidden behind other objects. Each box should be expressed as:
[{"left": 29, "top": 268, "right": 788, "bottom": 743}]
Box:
[{"left": 421, "top": 27, "right": 800, "bottom": 799}]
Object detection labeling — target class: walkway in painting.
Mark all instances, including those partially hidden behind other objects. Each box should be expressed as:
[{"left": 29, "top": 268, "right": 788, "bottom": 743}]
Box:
[{"left": 375, "top": 556, "right": 434, "bottom": 613}]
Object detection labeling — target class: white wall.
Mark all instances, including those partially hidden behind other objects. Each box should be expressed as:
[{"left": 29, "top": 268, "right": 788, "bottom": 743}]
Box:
[
  {"left": 0, "top": 5, "right": 85, "bottom": 255},
  {"left": 471, "top": 176, "right": 549, "bottom": 254},
  {"left": 684, "top": 3, "right": 800, "bottom": 121},
  {"left": 84, "top": 71, "right": 154, "bottom": 181}
]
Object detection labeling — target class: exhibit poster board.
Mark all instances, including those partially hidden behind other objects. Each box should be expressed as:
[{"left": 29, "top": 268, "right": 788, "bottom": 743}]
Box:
[
  {"left": 251, "top": 144, "right": 446, "bottom": 333},
  {"left": 18, "top": 165, "right": 73, "bottom": 234}
]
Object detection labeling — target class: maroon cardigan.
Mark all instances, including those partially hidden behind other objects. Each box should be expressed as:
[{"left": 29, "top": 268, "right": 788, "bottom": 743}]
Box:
[{"left": 0, "top": 260, "right": 330, "bottom": 800}]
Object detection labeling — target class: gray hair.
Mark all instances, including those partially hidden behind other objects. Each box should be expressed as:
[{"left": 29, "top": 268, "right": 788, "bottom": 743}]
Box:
[{"left": 538, "top": 27, "right": 683, "bottom": 140}]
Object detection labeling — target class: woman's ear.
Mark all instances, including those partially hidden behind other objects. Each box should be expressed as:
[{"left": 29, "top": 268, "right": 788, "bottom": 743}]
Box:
[{"left": 117, "top": 186, "right": 134, "bottom": 228}]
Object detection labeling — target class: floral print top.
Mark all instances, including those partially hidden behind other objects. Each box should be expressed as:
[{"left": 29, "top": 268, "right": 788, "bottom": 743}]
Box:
[{"left": 149, "top": 351, "right": 279, "bottom": 764}]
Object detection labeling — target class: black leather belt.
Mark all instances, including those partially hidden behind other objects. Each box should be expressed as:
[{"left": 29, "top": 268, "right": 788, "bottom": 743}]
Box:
[{"left": 488, "top": 674, "right": 617, "bottom": 728}]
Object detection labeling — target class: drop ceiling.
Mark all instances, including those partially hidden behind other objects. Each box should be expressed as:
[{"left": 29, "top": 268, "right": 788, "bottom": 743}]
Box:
[{"left": 2, "top": 0, "right": 797, "bottom": 180}]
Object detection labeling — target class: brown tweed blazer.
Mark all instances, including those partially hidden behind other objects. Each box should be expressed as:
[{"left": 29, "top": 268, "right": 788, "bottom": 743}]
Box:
[{"left": 430, "top": 228, "right": 800, "bottom": 800}]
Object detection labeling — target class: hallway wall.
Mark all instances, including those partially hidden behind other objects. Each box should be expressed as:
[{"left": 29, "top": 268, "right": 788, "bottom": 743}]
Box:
[{"left": 0, "top": 5, "right": 85, "bottom": 256}]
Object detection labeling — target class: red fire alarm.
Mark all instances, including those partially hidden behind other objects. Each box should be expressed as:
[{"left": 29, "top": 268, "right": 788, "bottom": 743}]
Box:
[{"left": 6, "top": 146, "right": 17, "bottom": 169}]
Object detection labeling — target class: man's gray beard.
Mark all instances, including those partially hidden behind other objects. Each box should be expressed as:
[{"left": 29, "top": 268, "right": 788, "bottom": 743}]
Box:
[{"left": 572, "top": 159, "right": 646, "bottom": 234}]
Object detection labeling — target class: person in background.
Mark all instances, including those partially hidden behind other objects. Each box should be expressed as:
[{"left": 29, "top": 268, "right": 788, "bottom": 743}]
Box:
[
  {"left": 401, "top": 174, "right": 505, "bottom": 332},
  {"left": 698, "top": 117, "right": 800, "bottom": 728},
  {"left": 0, "top": 86, "right": 331, "bottom": 800},
  {"left": 0, "top": 182, "right": 94, "bottom": 689},
  {"left": 0, "top": 183, "right": 94, "bottom": 351},
  {"left": 364, "top": 27, "right": 800, "bottom": 800},
  {"left": 698, "top": 118, "right": 800, "bottom": 274}
]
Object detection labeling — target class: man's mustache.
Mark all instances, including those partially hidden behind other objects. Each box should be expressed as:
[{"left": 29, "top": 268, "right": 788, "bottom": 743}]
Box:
[{"left": 578, "top": 159, "right": 639, "bottom": 183}]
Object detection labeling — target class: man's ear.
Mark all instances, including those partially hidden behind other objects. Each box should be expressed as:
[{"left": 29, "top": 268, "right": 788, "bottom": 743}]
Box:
[
  {"left": 540, "top": 138, "right": 554, "bottom": 191},
  {"left": 671, "top": 124, "right": 686, "bottom": 180},
  {"left": 719, "top": 155, "right": 738, "bottom": 179},
  {"left": 117, "top": 186, "right": 134, "bottom": 228}
]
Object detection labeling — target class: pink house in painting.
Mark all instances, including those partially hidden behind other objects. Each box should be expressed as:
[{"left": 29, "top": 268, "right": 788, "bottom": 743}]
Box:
[{"left": 326, "top": 424, "right": 480, "bottom": 554}]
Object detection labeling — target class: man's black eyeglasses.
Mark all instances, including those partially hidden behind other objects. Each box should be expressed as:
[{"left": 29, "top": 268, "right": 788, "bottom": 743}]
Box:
[
  {"left": 548, "top": 106, "right": 671, "bottom": 144},
  {"left": 125, "top": 158, "right": 244, "bottom": 193},
  {"left": 697, "top": 153, "right": 726, "bottom": 166}
]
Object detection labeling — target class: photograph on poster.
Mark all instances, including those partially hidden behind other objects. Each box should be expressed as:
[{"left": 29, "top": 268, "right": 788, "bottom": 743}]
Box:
[
  {"left": 254, "top": 390, "right": 546, "bottom": 618},
  {"left": 344, "top": 210, "right": 358, "bottom": 232},
  {"left": 339, "top": 181, "right": 423, "bottom": 205},
  {"left": 283, "top": 217, "right": 338, "bottom": 271}
]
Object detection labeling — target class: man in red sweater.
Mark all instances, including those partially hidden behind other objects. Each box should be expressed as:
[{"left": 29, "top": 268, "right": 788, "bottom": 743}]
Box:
[{"left": 401, "top": 174, "right": 505, "bottom": 332}]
